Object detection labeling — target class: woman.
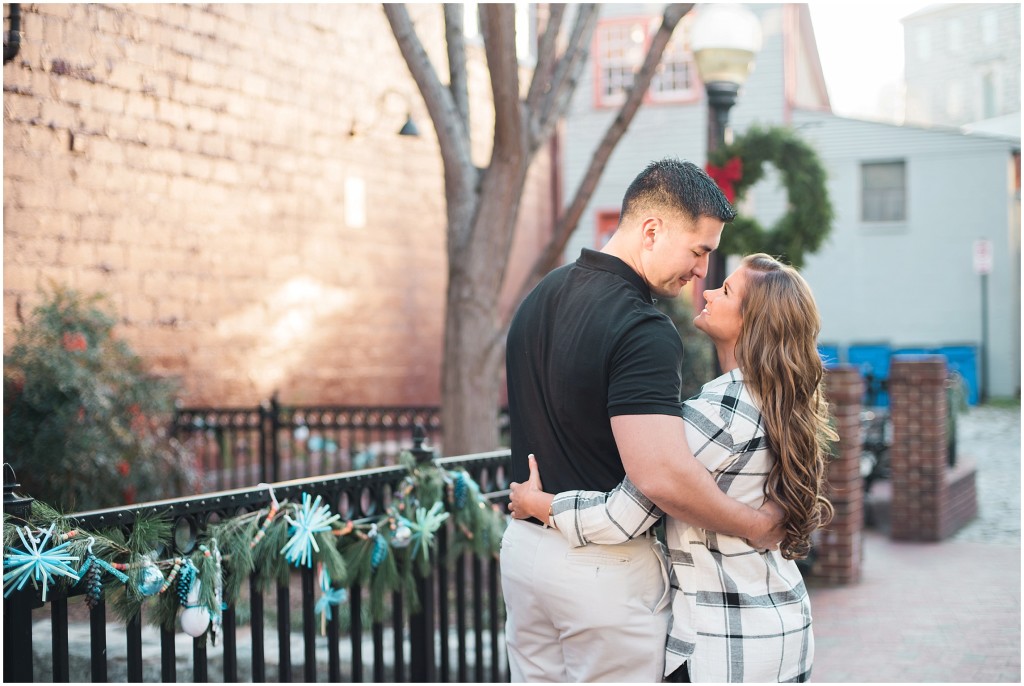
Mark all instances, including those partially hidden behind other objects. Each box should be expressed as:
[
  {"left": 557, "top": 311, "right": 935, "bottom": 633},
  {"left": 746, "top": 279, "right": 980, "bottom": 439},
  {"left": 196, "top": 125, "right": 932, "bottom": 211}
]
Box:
[{"left": 508, "top": 253, "right": 837, "bottom": 683}]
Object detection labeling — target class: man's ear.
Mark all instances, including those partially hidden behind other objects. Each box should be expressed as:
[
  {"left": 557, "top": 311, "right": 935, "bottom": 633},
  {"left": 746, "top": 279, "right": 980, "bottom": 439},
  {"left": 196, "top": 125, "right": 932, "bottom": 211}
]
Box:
[{"left": 640, "top": 216, "right": 662, "bottom": 250}]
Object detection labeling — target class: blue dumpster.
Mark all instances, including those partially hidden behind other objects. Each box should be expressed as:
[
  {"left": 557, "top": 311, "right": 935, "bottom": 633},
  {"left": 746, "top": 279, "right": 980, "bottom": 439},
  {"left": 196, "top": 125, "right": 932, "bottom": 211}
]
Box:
[
  {"left": 817, "top": 343, "right": 841, "bottom": 369},
  {"left": 847, "top": 343, "right": 891, "bottom": 407},
  {"left": 936, "top": 345, "right": 980, "bottom": 405},
  {"left": 892, "top": 346, "right": 932, "bottom": 357}
]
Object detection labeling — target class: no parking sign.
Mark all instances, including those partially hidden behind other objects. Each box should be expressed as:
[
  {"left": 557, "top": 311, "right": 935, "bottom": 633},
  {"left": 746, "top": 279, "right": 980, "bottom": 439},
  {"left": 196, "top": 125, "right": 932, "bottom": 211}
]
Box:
[{"left": 973, "top": 239, "right": 993, "bottom": 274}]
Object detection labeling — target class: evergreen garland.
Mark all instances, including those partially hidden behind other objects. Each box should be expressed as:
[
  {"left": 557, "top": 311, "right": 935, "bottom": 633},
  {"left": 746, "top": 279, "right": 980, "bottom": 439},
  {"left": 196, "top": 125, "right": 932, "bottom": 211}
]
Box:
[
  {"left": 706, "top": 125, "right": 834, "bottom": 267},
  {"left": 3, "top": 451, "right": 508, "bottom": 638}
]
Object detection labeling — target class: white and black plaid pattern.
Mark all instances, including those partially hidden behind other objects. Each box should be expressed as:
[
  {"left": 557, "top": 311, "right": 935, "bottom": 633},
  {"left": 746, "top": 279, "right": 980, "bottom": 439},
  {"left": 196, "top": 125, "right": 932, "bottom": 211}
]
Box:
[{"left": 550, "top": 370, "right": 814, "bottom": 682}]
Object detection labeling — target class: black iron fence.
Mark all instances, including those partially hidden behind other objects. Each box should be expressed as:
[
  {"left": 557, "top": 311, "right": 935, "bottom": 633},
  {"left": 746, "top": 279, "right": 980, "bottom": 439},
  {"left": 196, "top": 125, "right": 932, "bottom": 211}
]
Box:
[
  {"left": 173, "top": 399, "right": 510, "bottom": 495},
  {"left": 3, "top": 434, "right": 513, "bottom": 683}
]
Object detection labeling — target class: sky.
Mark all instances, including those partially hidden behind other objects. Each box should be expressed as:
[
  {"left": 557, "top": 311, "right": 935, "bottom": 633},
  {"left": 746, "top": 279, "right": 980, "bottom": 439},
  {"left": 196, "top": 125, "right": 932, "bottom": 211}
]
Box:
[{"left": 808, "top": 3, "right": 932, "bottom": 122}]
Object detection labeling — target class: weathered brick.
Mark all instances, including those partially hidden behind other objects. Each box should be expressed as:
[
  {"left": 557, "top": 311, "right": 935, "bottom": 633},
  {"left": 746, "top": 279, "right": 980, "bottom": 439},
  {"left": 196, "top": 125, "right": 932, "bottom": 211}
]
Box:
[{"left": 3, "top": 3, "right": 549, "bottom": 408}]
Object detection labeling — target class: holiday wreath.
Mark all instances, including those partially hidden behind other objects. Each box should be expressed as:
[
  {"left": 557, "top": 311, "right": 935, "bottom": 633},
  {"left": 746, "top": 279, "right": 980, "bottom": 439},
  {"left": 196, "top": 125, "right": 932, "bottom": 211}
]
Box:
[
  {"left": 2, "top": 452, "right": 508, "bottom": 640},
  {"left": 705, "top": 125, "right": 833, "bottom": 267}
]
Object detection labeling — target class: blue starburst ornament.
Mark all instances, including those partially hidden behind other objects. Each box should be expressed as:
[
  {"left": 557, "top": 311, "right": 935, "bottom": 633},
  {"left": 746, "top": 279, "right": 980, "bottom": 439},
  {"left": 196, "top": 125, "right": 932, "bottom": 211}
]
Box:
[
  {"left": 314, "top": 566, "right": 348, "bottom": 623},
  {"left": 407, "top": 502, "right": 450, "bottom": 563},
  {"left": 3, "top": 525, "right": 81, "bottom": 602},
  {"left": 280, "top": 493, "right": 341, "bottom": 568}
]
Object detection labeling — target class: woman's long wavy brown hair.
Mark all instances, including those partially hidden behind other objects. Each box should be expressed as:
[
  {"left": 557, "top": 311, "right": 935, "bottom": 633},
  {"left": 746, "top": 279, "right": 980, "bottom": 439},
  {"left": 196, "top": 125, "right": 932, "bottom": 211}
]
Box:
[{"left": 734, "top": 254, "right": 838, "bottom": 560}]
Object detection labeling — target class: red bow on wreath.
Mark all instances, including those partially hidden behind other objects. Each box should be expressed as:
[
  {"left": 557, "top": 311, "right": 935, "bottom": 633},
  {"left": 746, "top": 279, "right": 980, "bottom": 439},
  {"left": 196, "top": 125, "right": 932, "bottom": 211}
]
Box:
[{"left": 705, "top": 156, "right": 743, "bottom": 203}]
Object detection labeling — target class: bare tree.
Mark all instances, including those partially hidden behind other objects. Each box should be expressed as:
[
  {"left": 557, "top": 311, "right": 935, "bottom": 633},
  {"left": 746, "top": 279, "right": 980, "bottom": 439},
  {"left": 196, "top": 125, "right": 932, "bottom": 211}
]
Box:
[{"left": 385, "top": 3, "right": 694, "bottom": 454}]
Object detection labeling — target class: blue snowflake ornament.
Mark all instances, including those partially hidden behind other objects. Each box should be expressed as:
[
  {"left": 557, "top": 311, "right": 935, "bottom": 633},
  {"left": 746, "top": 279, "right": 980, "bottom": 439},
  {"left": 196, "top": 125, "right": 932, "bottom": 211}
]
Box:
[
  {"left": 280, "top": 493, "right": 341, "bottom": 567},
  {"left": 3, "top": 525, "right": 81, "bottom": 602},
  {"left": 407, "top": 502, "right": 450, "bottom": 563},
  {"left": 314, "top": 566, "right": 347, "bottom": 622}
]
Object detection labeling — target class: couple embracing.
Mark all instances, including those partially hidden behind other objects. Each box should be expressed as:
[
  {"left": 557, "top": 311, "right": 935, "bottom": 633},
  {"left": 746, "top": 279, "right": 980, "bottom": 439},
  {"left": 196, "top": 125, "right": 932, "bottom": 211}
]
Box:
[{"left": 501, "top": 159, "right": 835, "bottom": 683}]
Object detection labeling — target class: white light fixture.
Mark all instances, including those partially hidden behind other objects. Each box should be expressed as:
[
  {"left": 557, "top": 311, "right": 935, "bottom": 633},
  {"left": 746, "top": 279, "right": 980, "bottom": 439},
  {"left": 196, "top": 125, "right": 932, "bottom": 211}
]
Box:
[
  {"left": 690, "top": 3, "right": 763, "bottom": 151},
  {"left": 690, "top": 3, "right": 763, "bottom": 88}
]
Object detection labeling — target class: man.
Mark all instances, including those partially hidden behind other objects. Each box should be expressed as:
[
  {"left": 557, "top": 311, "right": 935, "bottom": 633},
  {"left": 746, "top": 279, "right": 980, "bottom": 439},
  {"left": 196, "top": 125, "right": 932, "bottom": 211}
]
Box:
[{"left": 501, "top": 159, "right": 785, "bottom": 682}]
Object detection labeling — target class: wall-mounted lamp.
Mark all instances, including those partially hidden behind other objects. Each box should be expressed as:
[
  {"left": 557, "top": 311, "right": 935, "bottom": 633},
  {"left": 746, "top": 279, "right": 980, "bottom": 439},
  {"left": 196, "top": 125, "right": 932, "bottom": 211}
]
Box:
[{"left": 349, "top": 88, "right": 421, "bottom": 138}]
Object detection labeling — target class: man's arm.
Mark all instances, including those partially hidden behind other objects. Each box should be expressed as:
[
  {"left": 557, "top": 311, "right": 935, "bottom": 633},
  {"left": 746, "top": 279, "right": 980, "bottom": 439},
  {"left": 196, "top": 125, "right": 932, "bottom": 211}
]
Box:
[{"left": 611, "top": 413, "right": 784, "bottom": 549}]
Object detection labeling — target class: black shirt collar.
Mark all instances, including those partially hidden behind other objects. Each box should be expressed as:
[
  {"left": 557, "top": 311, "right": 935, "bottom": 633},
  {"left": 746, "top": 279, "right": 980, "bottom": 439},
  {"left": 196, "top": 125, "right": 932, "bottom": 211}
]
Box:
[{"left": 577, "top": 248, "right": 654, "bottom": 304}]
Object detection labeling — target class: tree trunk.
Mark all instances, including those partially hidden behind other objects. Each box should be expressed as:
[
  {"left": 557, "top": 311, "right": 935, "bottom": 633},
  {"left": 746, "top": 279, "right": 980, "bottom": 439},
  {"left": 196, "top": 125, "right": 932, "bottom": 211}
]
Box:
[
  {"left": 441, "top": 156, "right": 528, "bottom": 455},
  {"left": 441, "top": 269, "right": 504, "bottom": 455}
]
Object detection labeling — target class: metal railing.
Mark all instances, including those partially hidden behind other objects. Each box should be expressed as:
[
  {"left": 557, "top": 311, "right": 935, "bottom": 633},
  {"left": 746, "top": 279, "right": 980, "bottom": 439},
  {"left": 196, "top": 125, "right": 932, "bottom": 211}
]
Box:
[
  {"left": 172, "top": 398, "right": 510, "bottom": 495},
  {"left": 3, "top": 431, "right": 513, "bottom": 683}
]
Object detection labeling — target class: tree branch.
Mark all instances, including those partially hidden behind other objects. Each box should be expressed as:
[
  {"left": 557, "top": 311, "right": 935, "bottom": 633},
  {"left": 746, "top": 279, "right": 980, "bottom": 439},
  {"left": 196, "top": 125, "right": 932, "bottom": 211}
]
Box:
[
  {"left": 443, "top": 4, "right": 470, "bottom": 127},
  {"left": 532, "top": 4, "right": 598, "bottom": 150},
  {"left": 479, "top": 4, "right": 523, "bottom": 158},
  {"left": 524, "top": 5, "right": 567, "bottom": 119},
  {"left": 510, "top": 3, "right": 694, "bottom": 312},
  {"left": 383, "top": 3, "right": 477, "bottom": 252}
]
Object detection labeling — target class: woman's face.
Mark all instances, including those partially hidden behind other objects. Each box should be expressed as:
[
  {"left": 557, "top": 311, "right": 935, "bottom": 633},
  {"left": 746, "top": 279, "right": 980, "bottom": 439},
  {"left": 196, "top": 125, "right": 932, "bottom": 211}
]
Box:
[{"left": 694, "top": 264, "right": 749, "bottom": 346}]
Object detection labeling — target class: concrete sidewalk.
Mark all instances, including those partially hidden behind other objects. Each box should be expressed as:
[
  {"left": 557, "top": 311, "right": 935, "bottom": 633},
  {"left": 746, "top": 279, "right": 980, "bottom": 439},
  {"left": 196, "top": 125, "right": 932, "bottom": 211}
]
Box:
[{"left": 808, "top": 405, "right": 1021, "bottom": 683}]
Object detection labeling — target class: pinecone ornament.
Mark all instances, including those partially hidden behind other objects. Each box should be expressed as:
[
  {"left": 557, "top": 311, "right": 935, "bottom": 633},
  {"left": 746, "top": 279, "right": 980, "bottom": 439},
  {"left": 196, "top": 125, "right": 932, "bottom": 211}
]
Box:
[
  {"left": 83, "top": 557, "right": 104, "bottom": 609},
  {"left": 454, "top": 473, "right": 468, "bottom": 509},
  {"left": 176, "top": 562, "right": 195, "bottom": 606}
]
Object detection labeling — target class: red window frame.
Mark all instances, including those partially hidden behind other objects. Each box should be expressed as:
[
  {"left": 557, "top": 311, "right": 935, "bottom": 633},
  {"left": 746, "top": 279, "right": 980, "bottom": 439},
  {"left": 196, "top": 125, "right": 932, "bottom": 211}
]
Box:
[{"left": 591, "top": 15, "right": 701, "bottom": 110}]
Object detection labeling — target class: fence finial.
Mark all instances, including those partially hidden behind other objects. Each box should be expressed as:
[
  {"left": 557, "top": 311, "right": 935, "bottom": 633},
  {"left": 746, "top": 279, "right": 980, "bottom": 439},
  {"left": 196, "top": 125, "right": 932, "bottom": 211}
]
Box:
[
  {"left": 3, "top": 462, "right": 34, "bottom": 523},
  {"left": 410, "top": 423, "right": 434, "bottom": 464}
]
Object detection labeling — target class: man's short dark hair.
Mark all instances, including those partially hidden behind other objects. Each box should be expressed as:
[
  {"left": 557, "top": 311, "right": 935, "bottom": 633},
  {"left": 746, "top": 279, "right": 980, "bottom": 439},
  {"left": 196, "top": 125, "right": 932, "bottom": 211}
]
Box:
[{"left": 620, "top": 158, "right": 736, "bottom": 225}]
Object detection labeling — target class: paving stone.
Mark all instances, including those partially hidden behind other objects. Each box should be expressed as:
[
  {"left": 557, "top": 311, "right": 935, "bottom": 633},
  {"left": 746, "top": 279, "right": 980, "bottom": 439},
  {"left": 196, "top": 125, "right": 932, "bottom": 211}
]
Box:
[{"left": 810, "top": 404, "right": 1021, "bottom": 683}]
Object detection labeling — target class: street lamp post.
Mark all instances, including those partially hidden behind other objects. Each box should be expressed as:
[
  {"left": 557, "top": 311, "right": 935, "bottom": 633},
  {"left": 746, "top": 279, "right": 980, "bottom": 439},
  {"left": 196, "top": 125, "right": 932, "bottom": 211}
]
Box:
[{"left": 691, "top": 3, "right": 763, "bottom": 297}]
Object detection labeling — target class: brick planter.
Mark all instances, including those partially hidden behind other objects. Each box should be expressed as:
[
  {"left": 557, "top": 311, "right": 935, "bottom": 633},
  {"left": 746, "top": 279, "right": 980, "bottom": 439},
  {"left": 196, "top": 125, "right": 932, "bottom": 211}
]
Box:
[
  {"left": 812, "top": 365, "right": 864, "bottom": 585},
  {"left": 888, "top": 356, "right": 978, "bottom": 541}
]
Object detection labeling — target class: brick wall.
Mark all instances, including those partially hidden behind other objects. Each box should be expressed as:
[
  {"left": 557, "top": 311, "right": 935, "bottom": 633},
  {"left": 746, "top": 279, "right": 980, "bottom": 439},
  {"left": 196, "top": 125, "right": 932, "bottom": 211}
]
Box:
[
  {"left": 888, "top": 356, "right": 978, "bottom": 540},
  {"left": 3, "top": 4, "right": 555, "bottom": 407},
  {"left": 813, "top": 365, "right": 864, "bottom": 585}
]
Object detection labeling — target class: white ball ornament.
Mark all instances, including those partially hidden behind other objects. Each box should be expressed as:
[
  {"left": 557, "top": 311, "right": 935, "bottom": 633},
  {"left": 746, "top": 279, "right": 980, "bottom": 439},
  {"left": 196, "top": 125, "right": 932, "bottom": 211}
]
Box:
[
  {"left": 391, "top": 524, "right": 413, "bottom": 548},
  {"left": 180, "top": 578, "right": 211, "bottom": 638}
]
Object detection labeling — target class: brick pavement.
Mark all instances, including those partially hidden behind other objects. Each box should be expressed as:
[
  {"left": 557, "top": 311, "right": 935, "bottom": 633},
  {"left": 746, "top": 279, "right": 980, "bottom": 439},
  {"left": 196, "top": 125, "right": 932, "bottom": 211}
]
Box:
[{"left": 808, "top": 405, "right": 1021, "bottom": 683}]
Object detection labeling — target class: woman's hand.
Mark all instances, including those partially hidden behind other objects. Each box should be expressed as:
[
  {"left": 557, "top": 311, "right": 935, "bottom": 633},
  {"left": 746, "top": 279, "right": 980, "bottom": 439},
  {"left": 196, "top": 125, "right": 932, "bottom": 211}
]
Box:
[{"left": 508, "top": 454, "right": 555, "bottom": 524}]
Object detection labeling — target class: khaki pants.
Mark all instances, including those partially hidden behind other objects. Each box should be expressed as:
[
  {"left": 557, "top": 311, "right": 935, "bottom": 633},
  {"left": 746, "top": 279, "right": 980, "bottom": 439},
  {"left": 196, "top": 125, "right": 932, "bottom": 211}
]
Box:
[{"left": 500, "top": 519, "right": 672, "bottom": 682}]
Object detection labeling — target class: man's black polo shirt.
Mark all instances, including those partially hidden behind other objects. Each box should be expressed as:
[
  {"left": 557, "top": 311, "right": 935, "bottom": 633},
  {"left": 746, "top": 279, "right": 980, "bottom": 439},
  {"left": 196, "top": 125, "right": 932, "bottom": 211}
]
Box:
[{"left": 506, "top": 248, "right": 685, "bottom": 494}]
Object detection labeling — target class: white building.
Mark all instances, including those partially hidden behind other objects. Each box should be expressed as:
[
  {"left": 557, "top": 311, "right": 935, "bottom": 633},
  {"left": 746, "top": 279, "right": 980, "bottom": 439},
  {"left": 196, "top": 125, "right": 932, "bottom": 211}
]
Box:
[
  {"left": 903, "top": 4, "right": 1020, "bottom": 132},
  {"left": 562, "top": 3, "right": 1021, "bottom": 399}
]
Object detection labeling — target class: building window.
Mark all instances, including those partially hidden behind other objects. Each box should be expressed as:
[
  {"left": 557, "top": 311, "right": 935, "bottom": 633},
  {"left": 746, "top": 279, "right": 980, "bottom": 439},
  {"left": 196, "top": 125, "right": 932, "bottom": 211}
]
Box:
[
  {"left": 946, "top": 80, "right": 964, "bottom": 120},
  {"left": 594, "top": 16, "right": 698, "bottom": 107},
  {"left": 861, "top": 161, "right": 906, "bottom": 223},
  {"left": 913, "top": 26, "right": 932, "bottom": 61},
  {"left": 595, "top": 210, "right": 620, "bottom": 248},
  {"left": 981, "top": 10, "right": 998, "bottom": 44},
  {"left": 648, "top": 29, "right": 697, "bottom": 102},
  {"left": 947, "top": 18, "right": 962, "bottom": 53},
  {"left": 978, "top": 65, "right": 1003, "bottom": 120}
]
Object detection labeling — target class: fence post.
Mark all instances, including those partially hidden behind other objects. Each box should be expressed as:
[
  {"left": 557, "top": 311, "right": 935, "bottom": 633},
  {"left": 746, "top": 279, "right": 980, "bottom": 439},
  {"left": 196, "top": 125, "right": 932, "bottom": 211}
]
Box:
[
  {"left": 408, "top": 424, "right": 437, "bottom": 682},
  {"left": 261, "top": 394, "right": 282, "bottom": 484},
  {"left": 4, "top": 464, "right": 37, "bottom": 683}
]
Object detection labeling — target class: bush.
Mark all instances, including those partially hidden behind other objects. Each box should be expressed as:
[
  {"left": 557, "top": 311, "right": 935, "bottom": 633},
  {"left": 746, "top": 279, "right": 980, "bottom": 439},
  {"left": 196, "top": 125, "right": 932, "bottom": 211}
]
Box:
[{"left": 3, "top": 287, "right": 198, "bottom": 511}]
